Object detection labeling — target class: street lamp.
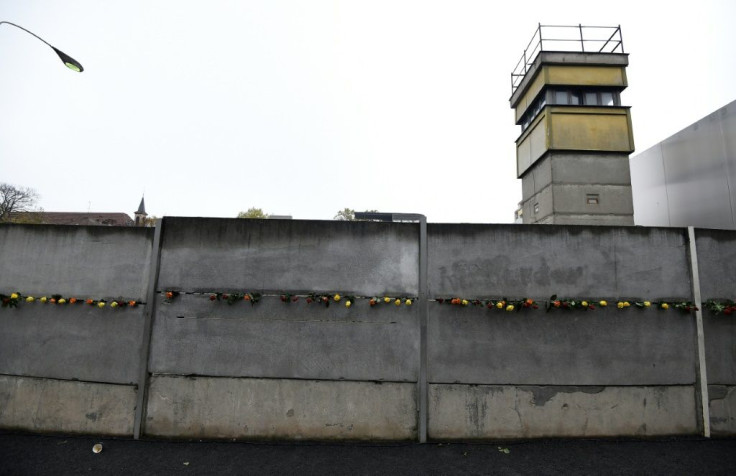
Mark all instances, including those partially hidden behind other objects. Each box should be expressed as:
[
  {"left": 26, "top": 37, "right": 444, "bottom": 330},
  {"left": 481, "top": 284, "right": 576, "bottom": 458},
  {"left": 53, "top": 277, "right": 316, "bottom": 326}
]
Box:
[
  {"left": 356, "top": 211, "right": 429, "bottom": 444},
  {"left": 1, "top": 21, "right": 83, "bottom": 72}
]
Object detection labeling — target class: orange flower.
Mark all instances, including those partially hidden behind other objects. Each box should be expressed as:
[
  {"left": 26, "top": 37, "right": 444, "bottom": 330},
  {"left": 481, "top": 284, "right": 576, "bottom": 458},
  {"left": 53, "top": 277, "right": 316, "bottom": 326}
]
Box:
[
  {"left": 69, "top": 297, "right": 77, "bottom": 304},
  {"left": 165, "top": 291, "right": 174, "bottom": 299},
  {"left": 86, "top": 299, "right": 94, "bottom": 305},
  {"left": 128, "top": 300, "right": 137, "bottom": 307}
]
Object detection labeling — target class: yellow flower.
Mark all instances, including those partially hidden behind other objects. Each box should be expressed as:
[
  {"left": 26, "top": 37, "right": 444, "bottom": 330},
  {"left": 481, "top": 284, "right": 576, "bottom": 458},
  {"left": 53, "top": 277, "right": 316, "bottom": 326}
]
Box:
[
  {"left": 581, "top": 301, "right": 588, "bottom": 307},
  {"left": 10, "top": 293, "right": 19, "bottom": 299},
  {"left": 40, "top": 296, "right": 47, "bottom": 303},
  {"left": 599, "top": 300, "right": 607, "bottom": 307},
  {"left": 461, "top": 299, "right": 469, "bottom": 306},
  {"left": 496, "top": 301, "right": 504, "bottom": 309},
  {"left": 617, "top": 302, "right": 624, "bottom": 309},
  {"left": 384, "top": 297, "right": 391, "bottom": 303},
  {"left": 333, "top": 294, "right": 341, "bottom": 302},
  {"left": 395, "top": 299, "right": 401, "bottom": 306},
  {"left": 506, "top": 304, "right": 514, "bottom": 312},
  {"left": 26, "top": 296, "right": 35, "bottom": 303},
  {"left": 644, "top": 301, "right": 651, "bottom": 307},
  {"left": 58, "top": 298, "right": 66, "bottom": 304},
  {"left": 98, "top": 301, "right": 106, "bottom": 308},
  {"left": 405, "top": 299, "right": 412, "bottom": 306},
  {"left": 623, "top": 301, "right": 630, "bottom": 308},
  {"left": 345, "top": 300, "right": 351, "bottom": 308},
  {"left": 661, "top": 303, "right": 669, "bottom": 310},
  {"left": 111, "top": 301, "right": 118, "bottom": 308}
]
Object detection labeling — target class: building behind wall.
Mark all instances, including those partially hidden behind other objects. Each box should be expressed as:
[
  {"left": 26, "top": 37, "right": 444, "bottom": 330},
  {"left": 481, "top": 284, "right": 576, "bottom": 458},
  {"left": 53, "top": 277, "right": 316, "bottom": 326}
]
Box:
[
  {"left": 510, "top": 25, "right": 635, "bottom": 225},
  {"left": 630, "top": 99, "right": 736, "bottom": 229}
]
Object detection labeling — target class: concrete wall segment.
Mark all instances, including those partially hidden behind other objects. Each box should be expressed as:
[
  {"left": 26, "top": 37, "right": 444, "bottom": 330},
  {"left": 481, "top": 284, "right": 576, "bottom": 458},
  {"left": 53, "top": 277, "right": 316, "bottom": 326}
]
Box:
[
  {"left": 157, "top": 218, "right": 418, "bottom": 296},
  {"left": 0, "top": 305, "right": 144, "bottom": 384},
  {"left": 429, "top": 384, "right": 696, "bottom": 439},
  {"left": 427, "top": 308, "right": 696, "bottom": 385},
  {"left": 149, "top": 294, "right": 419, "bottom": 382},
  {"left": 145, "top": 375, "right": 416, "bottom": 440},
  {"left": 0, "top": 224, "right": 154, "bottom": 300},
  {"left": 428, "top": 224, "right": 691, "bottom": 299},
  {"left": 0, "top": 375, "right": 135, "bottom": 436},
  {"left": 694, "top": 229, "right": 736, "bottom": 300}
]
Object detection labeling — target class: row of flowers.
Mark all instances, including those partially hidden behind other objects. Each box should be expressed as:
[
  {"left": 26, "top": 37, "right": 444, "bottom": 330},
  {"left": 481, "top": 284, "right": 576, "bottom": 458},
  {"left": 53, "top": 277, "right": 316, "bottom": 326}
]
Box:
[
  {"left": 1, "top": 292, "right": 140, "bottom": 309},
  {"left": 161, "top": 291, "right": 736, "bottom": 315},
  {"left": 164, "top": 291, "right": 415, "bottom": 309},
  {"left": 4, "top": 290, "right": 735, "bottom": 315}
]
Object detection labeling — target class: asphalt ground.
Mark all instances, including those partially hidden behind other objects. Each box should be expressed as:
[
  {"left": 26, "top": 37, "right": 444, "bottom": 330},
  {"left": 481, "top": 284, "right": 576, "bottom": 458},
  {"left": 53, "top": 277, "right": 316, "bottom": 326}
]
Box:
[{"left": 1, "top": 432, "right": 735, "bottom": 475}]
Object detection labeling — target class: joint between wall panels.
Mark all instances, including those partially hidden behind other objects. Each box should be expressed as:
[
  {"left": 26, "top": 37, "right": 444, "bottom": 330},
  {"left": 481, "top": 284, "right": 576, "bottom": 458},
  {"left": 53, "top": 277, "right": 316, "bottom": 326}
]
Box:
[{"left": 0, "top": 373, "right": 138, "bottom": 388}]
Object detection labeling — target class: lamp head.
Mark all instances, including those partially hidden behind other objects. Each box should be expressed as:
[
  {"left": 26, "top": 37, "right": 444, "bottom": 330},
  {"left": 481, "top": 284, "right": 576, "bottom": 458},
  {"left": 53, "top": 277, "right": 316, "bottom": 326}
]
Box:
[{"left": 52, "top": 46, "right": 83, "bottom": 72}]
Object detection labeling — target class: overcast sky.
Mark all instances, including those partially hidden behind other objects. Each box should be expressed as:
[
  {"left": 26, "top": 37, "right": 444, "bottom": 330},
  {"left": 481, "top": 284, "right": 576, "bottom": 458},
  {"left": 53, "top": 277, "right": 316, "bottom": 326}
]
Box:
[{"left": 1, "top": 0, "right": 734, "bottom": 223}]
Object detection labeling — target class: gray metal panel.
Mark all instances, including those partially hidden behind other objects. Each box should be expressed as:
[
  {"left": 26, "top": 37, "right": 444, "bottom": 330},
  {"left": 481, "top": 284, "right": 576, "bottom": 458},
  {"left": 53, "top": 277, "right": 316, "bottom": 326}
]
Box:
[
  {"left": 663, "top": 114, "right": 734, "bottom": 228},
  {"left": 631, "top": 100, "right": 736, "bottom": 229},
  {"left": 149, "top": 294, "right": 419, "bottom": 382},
  {"left": 630, "top": 144, "right": 670, "bottom": 226},
  {"left": 157, "top": 218, "right": 419, "bottom": 296},
  {"left": 428, "top": 307, "right": 696, "bottom": 385}
]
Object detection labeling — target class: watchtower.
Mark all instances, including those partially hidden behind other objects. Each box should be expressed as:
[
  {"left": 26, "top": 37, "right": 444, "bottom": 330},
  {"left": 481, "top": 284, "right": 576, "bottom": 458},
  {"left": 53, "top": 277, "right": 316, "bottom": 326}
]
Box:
[{"left": 510, "top": 25, "right": 635, "bottom": 225}]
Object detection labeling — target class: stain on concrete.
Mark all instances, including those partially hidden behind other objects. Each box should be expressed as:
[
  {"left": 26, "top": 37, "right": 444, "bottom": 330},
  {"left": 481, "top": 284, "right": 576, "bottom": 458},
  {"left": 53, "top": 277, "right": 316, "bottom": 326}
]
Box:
[
  {"left": 526, "top": 386, "right": 605, "bottom": 406},
  {"left": 709, "top": 385, "right": 728, "bottom": 401},
  {"left": 85, "top": 412, "right": 98, "bottom": 421},
  {"left": 286, "top": 409, "right": 294, "bottom": 417}
]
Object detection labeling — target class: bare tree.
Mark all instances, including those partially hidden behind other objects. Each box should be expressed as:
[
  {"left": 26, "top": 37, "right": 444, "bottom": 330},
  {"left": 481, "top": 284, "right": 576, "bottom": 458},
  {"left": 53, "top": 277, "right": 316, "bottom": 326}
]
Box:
[{"left": 0, "top": 183, "right": 39, "bottom": 222}]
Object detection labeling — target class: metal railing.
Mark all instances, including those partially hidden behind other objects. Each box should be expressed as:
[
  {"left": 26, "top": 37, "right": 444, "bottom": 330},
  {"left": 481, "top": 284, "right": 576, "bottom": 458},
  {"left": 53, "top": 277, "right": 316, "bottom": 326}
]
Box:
[{"left": 511, "top": 24, "right": 624, "bottom": 94}]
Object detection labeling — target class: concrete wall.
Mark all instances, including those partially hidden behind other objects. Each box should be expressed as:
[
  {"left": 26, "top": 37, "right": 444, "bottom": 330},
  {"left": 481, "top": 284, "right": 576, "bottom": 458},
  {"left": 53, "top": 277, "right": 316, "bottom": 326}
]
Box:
[
  {"left": 143, "top": 218, "right": 419, "bottom": 440},
  {"left": 1, "top": 220, "right": 735, "bottom": 440},
  {"left": 426, "top": 224, "right": 698, "bottom": 438},
  {"left": 695, "top": 228, "right": 736, "bottom": 434},
  {"left": 0, "top": 224, "right": 154, "bottom": 435}
]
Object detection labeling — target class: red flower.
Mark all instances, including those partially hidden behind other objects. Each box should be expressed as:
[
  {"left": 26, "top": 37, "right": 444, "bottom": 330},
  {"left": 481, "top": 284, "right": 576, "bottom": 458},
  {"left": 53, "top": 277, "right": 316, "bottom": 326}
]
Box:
[{"left": 209, "top": 294, "right": 217, "bottom": 301}]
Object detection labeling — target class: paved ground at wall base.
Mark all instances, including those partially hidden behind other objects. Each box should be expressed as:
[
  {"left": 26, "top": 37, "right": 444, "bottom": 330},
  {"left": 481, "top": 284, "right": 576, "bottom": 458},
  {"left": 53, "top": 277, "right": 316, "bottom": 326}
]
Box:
[{"left": 1, "top": 432, "right": 735, "bottom": 476}]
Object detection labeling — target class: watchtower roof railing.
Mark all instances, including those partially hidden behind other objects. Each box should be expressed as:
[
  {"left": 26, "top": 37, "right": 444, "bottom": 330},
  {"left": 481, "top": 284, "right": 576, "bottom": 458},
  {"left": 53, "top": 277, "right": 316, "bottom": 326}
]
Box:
[{"left": 511, "top": 24, "right": 625, "bottom": 94}]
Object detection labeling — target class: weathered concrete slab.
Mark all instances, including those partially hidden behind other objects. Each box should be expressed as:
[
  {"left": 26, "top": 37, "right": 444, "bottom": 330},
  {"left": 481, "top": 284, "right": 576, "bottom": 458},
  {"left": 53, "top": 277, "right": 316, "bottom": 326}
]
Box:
[
  {"left": 145, "top": 375, "right": 416, "bottom": 440},
  {"left": 149, "top": 294, "right": 418, "bottom": 382},
  {"left": 428, "top": 306, "right": 696, "bottom": 385},
  {"left": 157, "top": 218, "right": 419, "bottom": 296},
  {"left": 0, "top": 375, "right": 135, "bottom": 436},
  {"left": 704, "top": 316, "right": 736, "bottom": 385},
  {"left": 429, "top": 384, "right": 697, "bottom": 439},
  {"left": 0, "top": 304, "right": 144, "bottom": 384},
  {"left": 428, "top": 224, "right": 690, "bottom": 299},
  {"left": 709, "top": 385, "right": 736, "bottom": 436},
  {"left": 0, "top": 224, "right": 153, "bottom": 300},
  {"left": 695, "top": 229, "right": 736, "bottom": 299}
]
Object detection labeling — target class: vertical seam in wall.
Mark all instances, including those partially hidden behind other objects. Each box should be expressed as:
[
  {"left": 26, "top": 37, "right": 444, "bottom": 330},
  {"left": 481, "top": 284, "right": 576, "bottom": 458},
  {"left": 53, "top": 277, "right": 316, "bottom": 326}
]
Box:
[
  {"left": 687, "top": 226, "right": 711, "bottom": 437},
  {"left": 133, "top": 219, "right": 164, "bottom": 439}
]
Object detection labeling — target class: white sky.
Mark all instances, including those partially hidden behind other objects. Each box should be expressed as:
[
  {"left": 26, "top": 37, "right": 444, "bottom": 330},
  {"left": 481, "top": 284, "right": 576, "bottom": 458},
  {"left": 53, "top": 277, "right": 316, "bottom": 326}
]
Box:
[{"left": 1, "top": 0, "right": 735, "bottom": 223}]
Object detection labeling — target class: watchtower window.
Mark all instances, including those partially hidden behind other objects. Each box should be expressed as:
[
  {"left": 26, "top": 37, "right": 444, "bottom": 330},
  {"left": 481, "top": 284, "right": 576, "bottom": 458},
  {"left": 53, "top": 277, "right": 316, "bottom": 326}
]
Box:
[{"left": 548, "top": 88, "right": 620, "bottom": 107}]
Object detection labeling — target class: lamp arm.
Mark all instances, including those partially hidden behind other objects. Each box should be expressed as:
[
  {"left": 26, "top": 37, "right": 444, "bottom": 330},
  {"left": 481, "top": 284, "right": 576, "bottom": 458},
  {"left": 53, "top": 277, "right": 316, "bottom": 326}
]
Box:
[{"left": 0, "top": 21, "right": 54, "bottom": 49}]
